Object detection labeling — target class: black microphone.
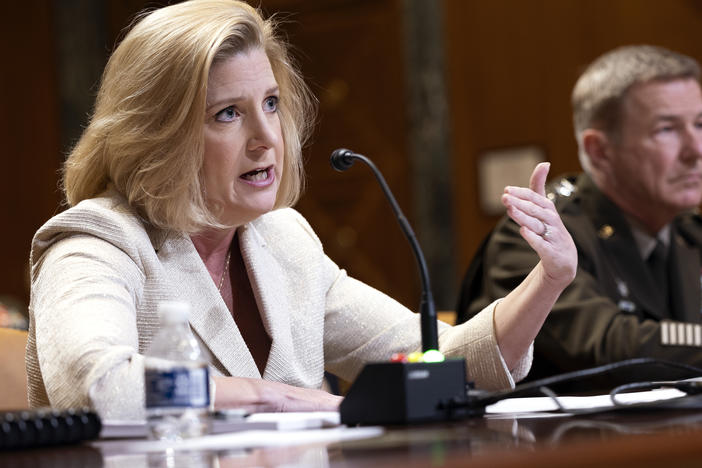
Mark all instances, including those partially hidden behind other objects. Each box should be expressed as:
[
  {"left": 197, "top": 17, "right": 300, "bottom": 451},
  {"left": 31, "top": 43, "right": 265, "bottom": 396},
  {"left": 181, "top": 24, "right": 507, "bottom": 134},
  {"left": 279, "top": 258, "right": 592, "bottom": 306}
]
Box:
[
  {"left": 332, "top": 148, "right": 480, "bottom": 425},
  {"left": 330, "top": 148, "right": 438, "bottom": 351},
  {"left": 330, "top": 148, "right": 356, "bottom": 172}
]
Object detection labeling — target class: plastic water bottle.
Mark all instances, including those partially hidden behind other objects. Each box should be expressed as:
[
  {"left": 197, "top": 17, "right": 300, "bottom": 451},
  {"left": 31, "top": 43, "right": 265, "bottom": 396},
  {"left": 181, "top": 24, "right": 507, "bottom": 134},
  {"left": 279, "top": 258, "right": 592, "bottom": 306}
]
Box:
[{"left": 144, "top": 301, "right": 210, "bottom": 440}]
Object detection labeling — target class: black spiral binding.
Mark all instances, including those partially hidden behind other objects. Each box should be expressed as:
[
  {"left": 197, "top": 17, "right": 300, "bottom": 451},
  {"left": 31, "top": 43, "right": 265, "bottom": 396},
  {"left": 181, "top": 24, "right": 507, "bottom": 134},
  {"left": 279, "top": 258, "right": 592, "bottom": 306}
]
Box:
[{"left": 0, "top": 408, "right": 102, "bottom": 450}]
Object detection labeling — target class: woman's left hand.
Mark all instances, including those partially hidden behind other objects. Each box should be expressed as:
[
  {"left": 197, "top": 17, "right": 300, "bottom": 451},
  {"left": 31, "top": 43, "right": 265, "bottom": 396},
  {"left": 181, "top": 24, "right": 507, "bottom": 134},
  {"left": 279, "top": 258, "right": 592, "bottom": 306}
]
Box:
[{"left": 501, "top": 162, "right": 577, "bottom": 288}]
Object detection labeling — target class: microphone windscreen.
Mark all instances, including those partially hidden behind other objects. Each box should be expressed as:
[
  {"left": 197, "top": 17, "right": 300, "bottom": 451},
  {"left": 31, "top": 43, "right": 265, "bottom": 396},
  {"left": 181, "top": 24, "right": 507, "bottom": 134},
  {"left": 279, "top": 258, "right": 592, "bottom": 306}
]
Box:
[{"left": 330, "top": 148, "right": 355, "bottom": 171}]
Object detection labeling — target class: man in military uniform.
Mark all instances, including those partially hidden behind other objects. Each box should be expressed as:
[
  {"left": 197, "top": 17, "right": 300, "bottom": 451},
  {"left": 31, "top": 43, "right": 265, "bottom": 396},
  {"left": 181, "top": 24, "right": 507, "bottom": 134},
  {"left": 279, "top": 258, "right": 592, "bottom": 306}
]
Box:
[{"left": 457, "top": 45, "right": 702, "bottom": 387}]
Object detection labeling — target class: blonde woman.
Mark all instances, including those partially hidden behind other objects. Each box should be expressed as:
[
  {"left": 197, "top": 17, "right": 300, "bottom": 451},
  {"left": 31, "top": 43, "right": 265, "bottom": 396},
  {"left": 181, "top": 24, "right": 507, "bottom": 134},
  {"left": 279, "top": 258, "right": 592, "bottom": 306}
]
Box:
[{"left": 28, "top": 0, "right": 576, "bottom": 420}]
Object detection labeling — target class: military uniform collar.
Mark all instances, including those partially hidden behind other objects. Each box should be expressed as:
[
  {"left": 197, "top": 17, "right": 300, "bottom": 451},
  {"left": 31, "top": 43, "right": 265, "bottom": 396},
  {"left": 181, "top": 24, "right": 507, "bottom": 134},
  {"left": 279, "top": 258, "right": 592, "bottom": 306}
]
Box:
[{"left": 627, "top": 220, "right": 672, "bottom": 260}]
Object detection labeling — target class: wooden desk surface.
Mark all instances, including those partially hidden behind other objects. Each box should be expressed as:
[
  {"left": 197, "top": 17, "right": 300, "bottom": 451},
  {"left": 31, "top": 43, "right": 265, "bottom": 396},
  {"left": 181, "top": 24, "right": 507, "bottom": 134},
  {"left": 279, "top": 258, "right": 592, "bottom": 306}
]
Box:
[{"left": 3, "top": 409, "right": 702, "bottom": 467}]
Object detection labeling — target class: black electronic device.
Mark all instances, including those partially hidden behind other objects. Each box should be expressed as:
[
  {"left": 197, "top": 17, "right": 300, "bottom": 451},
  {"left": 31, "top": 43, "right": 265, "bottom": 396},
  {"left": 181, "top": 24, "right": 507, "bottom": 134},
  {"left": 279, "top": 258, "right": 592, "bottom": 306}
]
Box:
[
  {"left": 331, "top": 148, "right": 487, "bottom": 425},
  {"left": 0, "top": 408, "right": 101, "bottom": 450},
  {"left": 339, "top": 359, "right": 486, "bottom": 425}
]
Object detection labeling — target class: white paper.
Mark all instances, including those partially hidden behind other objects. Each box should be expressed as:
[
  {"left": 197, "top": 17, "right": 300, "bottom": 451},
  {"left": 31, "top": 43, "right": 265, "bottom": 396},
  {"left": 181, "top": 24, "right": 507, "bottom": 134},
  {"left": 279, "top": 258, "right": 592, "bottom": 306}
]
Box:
[{"left": 486, "top": 387, "right": 688, "bottom": 415}]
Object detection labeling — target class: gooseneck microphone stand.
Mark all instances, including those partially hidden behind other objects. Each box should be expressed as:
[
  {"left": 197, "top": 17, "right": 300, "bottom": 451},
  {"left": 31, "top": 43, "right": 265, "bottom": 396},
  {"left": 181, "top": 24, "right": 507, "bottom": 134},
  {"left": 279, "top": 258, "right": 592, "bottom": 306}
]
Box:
[
  {"left": 331, "top": 148, "right": 485, "bottom": 425},
  {"left": 330, "top": 148, "right": 438, "bottom": 352}
]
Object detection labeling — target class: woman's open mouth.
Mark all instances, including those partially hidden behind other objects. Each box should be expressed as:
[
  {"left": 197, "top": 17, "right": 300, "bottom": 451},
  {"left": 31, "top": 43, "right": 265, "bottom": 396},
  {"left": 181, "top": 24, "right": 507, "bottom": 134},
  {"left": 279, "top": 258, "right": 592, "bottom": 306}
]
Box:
[{"left": 240, "top": 166, "right": 274, "bottom": 186}]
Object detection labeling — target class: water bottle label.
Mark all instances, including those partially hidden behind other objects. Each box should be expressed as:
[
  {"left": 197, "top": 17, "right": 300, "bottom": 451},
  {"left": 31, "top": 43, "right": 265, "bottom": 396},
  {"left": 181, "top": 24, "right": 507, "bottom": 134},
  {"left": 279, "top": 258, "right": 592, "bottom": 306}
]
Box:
[{"left": 145, "top": 367, "right": 210, "bottom": 409}]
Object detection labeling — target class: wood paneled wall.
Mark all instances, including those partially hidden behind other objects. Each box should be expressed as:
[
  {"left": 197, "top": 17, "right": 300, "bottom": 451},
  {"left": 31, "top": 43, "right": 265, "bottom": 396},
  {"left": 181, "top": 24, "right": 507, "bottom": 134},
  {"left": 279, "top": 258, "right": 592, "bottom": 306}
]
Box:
[
  {"left": 1, "top": 2, "right": 62, "bottom": 304},
  {"left": 267, "top": 0, "right": 421, "bottom": 309}
]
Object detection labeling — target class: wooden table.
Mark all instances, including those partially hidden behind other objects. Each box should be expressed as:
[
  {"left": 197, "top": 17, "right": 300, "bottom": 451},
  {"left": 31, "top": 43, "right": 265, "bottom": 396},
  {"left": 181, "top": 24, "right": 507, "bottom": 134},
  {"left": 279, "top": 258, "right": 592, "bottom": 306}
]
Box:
[{"left": 3, "top": 408, "right": 702, "bottom": 467}]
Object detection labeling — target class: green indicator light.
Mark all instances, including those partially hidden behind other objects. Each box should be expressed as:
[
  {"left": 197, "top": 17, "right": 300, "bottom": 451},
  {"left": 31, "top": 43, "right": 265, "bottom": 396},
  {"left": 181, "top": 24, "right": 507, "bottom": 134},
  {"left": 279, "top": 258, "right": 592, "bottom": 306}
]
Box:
[{"left": 423, "top": 349, "right": 445, "bottom": 363}]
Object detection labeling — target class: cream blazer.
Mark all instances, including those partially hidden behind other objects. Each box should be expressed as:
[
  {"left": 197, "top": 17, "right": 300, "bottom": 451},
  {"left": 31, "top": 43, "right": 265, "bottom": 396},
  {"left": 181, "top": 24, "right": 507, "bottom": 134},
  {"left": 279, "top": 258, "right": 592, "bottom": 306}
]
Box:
[{"left": 27, "top": 191, "right": 531, "bottom": 420}]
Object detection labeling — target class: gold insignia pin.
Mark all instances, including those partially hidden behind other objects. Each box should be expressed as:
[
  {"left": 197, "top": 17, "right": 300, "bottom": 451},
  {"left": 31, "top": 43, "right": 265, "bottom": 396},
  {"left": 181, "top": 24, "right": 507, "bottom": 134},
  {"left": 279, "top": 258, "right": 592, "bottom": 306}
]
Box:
[{"left": 598, "top": 225, "right": 614, "bottom": 239}]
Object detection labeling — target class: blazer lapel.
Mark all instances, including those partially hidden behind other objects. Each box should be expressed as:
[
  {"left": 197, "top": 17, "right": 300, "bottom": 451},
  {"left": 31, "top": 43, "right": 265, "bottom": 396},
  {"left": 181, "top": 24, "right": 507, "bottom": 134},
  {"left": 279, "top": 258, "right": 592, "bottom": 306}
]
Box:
[
  {"left": 238, "top": 223, "right": 295, "bottom": 382},
  {"left": 157, "top": 230, "right": 260, "bottom": 377}
]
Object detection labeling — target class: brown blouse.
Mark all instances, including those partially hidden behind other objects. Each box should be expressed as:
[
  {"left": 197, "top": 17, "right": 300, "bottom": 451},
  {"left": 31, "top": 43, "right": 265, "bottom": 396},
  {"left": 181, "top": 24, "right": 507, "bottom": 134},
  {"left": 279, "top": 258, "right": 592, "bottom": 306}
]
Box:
[{"left": 225, "top": 232, "right": 271, "bottom": 375}]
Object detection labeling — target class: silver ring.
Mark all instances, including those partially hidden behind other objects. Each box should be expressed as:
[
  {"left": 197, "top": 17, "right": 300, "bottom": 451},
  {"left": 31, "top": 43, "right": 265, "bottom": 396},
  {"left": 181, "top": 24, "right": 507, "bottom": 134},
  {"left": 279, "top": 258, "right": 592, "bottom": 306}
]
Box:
[{"left": 540, "top": 221, "right": 550, "bottom": 238}]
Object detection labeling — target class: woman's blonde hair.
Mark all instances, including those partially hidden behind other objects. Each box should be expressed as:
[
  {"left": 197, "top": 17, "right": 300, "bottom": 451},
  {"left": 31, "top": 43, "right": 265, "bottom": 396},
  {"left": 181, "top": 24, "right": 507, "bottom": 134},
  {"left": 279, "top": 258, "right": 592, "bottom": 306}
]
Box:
[{"left": 63, "top": 0, "right": 315, "bottom": 232}]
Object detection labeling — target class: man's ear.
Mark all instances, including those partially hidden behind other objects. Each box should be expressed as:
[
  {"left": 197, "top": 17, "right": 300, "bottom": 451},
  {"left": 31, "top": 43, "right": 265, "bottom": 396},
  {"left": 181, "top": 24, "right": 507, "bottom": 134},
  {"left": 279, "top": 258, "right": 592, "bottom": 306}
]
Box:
[{"left": 582, "top": 129, "right": 612, "bottom": 171}]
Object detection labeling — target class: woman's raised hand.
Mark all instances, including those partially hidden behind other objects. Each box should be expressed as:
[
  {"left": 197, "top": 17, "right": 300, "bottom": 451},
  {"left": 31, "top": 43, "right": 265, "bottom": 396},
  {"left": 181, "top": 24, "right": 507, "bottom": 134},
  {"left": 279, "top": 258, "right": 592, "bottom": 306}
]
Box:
[{"left": 501, "top": 162, "right": 577, "bottom": 288}]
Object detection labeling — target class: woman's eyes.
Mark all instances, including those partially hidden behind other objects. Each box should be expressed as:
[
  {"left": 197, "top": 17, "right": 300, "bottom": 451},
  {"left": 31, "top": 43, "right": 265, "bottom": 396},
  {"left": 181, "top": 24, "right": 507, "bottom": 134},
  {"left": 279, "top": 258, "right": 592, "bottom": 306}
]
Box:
[
  {"left": 214, "top": 96, "right": 278, "bottom": 122},
  {"left": 214, "top": 106, "right": 239, "bottom": 122},
  {"left": 264, "top": 96, "right": 279, "bottom": 112}
]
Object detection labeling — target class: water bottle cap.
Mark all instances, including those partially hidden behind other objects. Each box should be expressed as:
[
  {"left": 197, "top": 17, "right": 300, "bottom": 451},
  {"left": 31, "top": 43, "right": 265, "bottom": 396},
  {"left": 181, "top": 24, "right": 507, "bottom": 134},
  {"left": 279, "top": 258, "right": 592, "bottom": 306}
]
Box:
[{"left": 157, "top": 301, "right": 190, "bottom": 323}]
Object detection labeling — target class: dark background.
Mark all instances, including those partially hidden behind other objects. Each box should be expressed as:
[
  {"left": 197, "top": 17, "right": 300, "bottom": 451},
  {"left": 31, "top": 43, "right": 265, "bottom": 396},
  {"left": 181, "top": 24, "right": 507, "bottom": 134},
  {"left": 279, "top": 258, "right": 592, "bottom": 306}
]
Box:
[{"left": 5, "top": 0, "right": 702, "bottom": 313}]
